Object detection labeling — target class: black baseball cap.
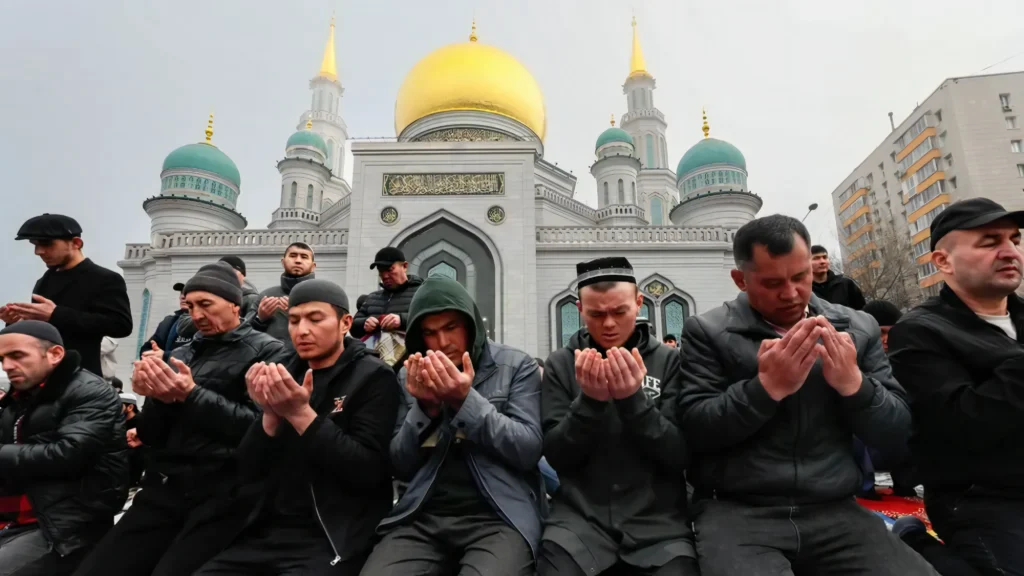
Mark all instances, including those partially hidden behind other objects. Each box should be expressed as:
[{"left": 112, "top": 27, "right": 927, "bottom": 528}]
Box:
[
  {"left": 370, "top": 247, "right": 406, "bottom": 270},
  {"left": 930, "top": 198, "right": 1024, "bottom": 251},
  {"left": 219, "top": 255, "right": 246, "bottom": 276},
  {"left": 15, "top": 214, "right": 82, "bottom": 241},
  {"left": 173, "top": 282, "right": 185, "bottom": 292}
]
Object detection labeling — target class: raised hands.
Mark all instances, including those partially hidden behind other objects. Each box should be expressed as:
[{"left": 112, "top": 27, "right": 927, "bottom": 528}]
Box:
[
  {"left": 757, "top": 318, "right": 822, "bottom": 402},
  {"left": 404, "top": 350, "right": 475, "bottom": 414},
  {"left": 257, "top": 296, "right": 288, "bottom": 322},
  {"left": 816, "top": 318, "right": 862, "bottom": 397},
  {"left": 246, "top": 363, "right": 281, "bottom": 435},
  {"left": 141, "top": 341, "right": 163, "bottom": 359},
  {"left": 5, "top": 295, "right": 56, "bottom": 322},
  {"left": 404, "top": 353, "right": 442, "bottom": 417},
  {"left": 246, "top": 362, "right": 317, "bottom": 434},
  {"left": 575, "top": 348, "right": 648, "bottom": 401}
]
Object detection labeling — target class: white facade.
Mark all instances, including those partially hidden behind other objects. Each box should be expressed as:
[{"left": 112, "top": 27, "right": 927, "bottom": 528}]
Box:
[{"left": 113, "top": 22, "right": 763, "bottom": 382}]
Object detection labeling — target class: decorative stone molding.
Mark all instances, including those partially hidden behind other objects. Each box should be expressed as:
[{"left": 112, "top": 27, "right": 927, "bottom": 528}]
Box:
[
  {"left": 535, "top": 185, "right": 598, "bottom": 221},
  {"left": 380, "top": 206, "right": 400, "bottom": 225},
  {"left": 271, "top": 207, "right": 320, "bottom": 224},
  {"left": 486, "top": 206, "right": 506, "bottom": 225},
  {"left": 383, "top": 173, "right": 505, "bottom": 196},
  {"left": 409, "top": 240, "right": 477, "bottom": 297},
  {"left": 153, "top": 230, "right": 348, "bottom": 250},
  {"left": 415, "top": 128, "right": 516, "bottom": 143},
  {"left": 536, "top": 226, "right": 734, "bottom": 246}
]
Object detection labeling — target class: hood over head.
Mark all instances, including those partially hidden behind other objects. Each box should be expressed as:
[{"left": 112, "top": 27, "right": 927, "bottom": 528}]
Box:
[{"left": 405, "top": 277, "right": 486, "bottom": 366}]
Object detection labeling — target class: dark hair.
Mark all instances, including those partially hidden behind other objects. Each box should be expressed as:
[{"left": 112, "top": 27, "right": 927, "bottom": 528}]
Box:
[
  {"left": 662, "top": 334, "right": 677, "bottom": 343},
  {"left": 863, "top": 300, "right": 902, "bottom": 327},
  {"left": 810, "top": 245, "right": 828, "bottom": 256},
  {"left": 111, "top": 377, "right": 124, "bottom": 391},
  {"left": 330, "top": 305, "right": 350, "bottom": 319},
  {"left": 733, "top": 215, "right": 811, "bottom": 268},
  {"left": 284, "top": 242, "right": 315, "bottom": 261}
]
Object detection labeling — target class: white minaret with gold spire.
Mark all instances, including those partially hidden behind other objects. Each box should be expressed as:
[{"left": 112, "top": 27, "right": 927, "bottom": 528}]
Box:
[{"left": 299, "top": 16, "right": 350, "bottom": 191}]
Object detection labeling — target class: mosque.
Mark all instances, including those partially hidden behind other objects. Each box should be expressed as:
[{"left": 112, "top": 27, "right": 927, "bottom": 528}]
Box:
[{"left": 115, "top": 16, "right": 761, "bottom": 372}]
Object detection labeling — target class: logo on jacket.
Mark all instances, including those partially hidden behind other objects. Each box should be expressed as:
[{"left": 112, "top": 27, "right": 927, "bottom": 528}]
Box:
[
  {"left": 331, "top": 396, "right": 346, "bottom": 414},
  {"left": 642, "top": 375, "right": 661, "bottom": 400}
]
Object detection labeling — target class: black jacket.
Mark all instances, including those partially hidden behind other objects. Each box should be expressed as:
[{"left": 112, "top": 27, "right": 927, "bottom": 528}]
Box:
[
  {"left": 0, "top": 352, "right": 128, "bottom": 556},
  {"left": 812, "top": 271, "right": 866, "bottom": 310},
  {"left": 24, "top": 258, "right": 132, "bottom": 376},
  {"left": 349, "top": 275, "right": 425, "bottom": 338},
  {"left": 542, "top": 321, "right": 693, "bottom": 570},
  {"left": 251, "top": 272, "right": 315, "bottom": 344},
  {"left": 240, "top": 279, "right": 260, "bottom": 323},
  {"left": 889, "top": 285, "right": 1024, "bottom": 493},
  {"left": 136, "top": 323, "right": 289, "bottom": 481},
  {"left": 678, "top": 294, "right": 910, "bottom": 505},
  {"left": 237, "top": 338, "right": 399, "bottom": 564},
  {"left": 140, "top": 309, "right": 192, "bottom": 360}
]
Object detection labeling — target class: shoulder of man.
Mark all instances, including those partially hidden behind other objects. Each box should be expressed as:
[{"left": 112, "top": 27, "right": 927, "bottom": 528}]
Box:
[
  {"left": 683, "top": 300, "right": 733, "bottom": 340},
  {"left": 486, "top": 341, "right": 533, "bottom": 370},
  {"left": 64, "top": 365, "right": 121, "bottom": 407}
]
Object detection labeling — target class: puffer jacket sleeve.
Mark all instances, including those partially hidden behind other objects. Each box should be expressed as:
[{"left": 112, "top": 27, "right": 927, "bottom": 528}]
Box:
[
  {"left": 678, "top": 315, "right": 780, "bottom": 453},
  {"left": 350, "top": 293, "right": 375, "bottom": 338},
  {"left": 0, "top": 377, "right": 123, "bottom": 481},
  {"left": 541, "top": 348, "right": 608, "bottom": 475},
  {"left": 390, "top": 366, "right": 441, "bottom": 481},
  {"left": 449, "top": 355, "right": 543, "bottom": 472},
  {"left": 180, "top": 338, "right": 289, "bottom": 444},
  {"left": 838, "top": 317, "right": 911, "bottom": 459}
]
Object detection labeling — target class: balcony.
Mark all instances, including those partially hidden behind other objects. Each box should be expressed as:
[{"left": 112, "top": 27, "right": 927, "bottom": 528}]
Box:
[{"left": 272, "top": 207, "right": 320, "bottom": 224}]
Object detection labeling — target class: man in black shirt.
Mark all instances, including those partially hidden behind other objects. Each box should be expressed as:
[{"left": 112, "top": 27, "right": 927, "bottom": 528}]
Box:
[
  {"left": 811, "top": 245, "right": 866, "bottom": 310},
  {"left": 2, "top": 214, "right": 132, "bottom": 376}
]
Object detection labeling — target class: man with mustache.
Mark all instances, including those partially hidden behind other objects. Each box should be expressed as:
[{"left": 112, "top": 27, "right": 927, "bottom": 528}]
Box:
[
  {"left": 74, "top": 263, "right": 288, "bottom": 576},
  {"left": 889, "top": 198, "right": 1024, "bottom": 575}
]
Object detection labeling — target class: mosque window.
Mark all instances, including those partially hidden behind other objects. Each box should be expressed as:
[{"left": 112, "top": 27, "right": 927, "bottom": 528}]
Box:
[
  {"left": 290, "top": 182, "right": 298, "bottom": 207},
  {"left": 617, "top": 179, "right": 625, "bottom": 203},
  {"left": 651, "top": 197, "right": 664, "bottom": 225},
  {"left": 311, "top": 93, "right": 316, "bottom": 110},
  {"left": 662, "top": 297, "right": 689, "bottom": 340},
  {"left": 631, "top": 181, "right": 636, "bottom": 202},
  {"left": 281, "top": 184, "right": 285, "bottom": 203},
  {"left": 557, "top": 297, "right": 581, "bottom": 348},
  {"left": 306, "top": 185, "right": 314, "bottom": 210},
  {"left": 427, "top": 262, "right": 458, "bottom": 281},
  {"left": 603, "top": 182, "right": 609, "bottom": 205},
  {"left": 645, "top": 134, "right": 655, "bottom": 167},
  {"left": 135, "top": 289, "right": 151, "bottom": 357}
]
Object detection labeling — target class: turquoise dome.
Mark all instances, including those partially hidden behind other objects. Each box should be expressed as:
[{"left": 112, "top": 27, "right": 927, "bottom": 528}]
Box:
[
  {"left": 286, "top": 130, "right": 328, "bottom": 156},
  {"left": 595, "top": 127, "right": 634, "bottom": 151},
  {"left": 162, "top": 143, "right": 241, "bottom": 188},
  {"left": 675, "top": 137, "right": 746, "bottom": 180}
]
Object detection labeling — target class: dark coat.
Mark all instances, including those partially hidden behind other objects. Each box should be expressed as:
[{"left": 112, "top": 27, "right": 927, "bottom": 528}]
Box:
[
  {"left": 678, "top": 294, "right": 910, "bottom": 506},
  {"left": 888, "top": 285, "right": 1024, "bottom": 493},
  {"left": 0, "top": 352, "right": 129, "bottom": 556},
  {"left": 140, "top": 309, "right": 191, "bottom": 360},
  {"left": 251, "top": 273, "right": 315, "bottom": 344},
  {"left": 349, "top": 275, "right": 425, "bottom": 338},
  {"left": 812, "top": 270, "right": 866, "bottom": 310},
  {"left": 240, "top": 279, "right": 260, "bottom": 323},
  {"left": 136, "top": 323, "right": 289, "bottom": 481},
  {"left": 25, "top": 258, "right": 132, "bottom": 376},
  {"left": 237, "top": 338, "right": 399, "bottom": 564},
  {"left": 542, "top": 321, "right": 694, "bottom": 572}
]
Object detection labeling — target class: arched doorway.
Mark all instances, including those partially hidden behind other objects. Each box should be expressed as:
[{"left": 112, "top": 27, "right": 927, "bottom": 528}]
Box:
[{"left": 397, "top": 217, "right": 499, "bottom": 341}]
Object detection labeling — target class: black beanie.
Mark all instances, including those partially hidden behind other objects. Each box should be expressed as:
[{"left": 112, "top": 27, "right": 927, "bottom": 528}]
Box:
[
  {"left": 863, "top": 300, "right": 902, "bottom": 327},
  {"left": 0, "top": 320, "right": 64, "bottom": 346},
  {"left": 183, "top": 262, "right": 243, "bottom": 306},
  {"left": 289, "top": 279, "right": 350, "bottom": 312}
]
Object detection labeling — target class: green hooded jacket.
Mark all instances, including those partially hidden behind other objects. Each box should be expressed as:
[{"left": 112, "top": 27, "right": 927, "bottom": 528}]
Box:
[{"left": 404, "top": 277, "right": 487, "bottom": 366}]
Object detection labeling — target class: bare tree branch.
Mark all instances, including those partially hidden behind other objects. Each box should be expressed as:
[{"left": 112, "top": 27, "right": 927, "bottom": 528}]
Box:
[{"left": 839, "top": 227, "right": 924, "bottom": 310}]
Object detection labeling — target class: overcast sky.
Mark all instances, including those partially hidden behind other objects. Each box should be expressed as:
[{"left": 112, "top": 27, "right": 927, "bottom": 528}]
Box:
[{"left": 1, "top": 0, "right": 1022, "bottom": 308}]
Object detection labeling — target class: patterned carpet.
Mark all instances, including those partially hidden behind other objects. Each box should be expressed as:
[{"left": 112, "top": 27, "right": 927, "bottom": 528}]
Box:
[{"left": 857, "top": 487, "right": 933, "bottom": 532}]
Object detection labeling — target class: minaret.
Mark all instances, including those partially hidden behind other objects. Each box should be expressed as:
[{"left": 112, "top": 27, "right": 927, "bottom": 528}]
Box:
[
  {"left": 620, "top": 17, "right": 669, "bottom": 172},
  {"left": 299, "top": 16, "right": 350, "bottom": 185}
]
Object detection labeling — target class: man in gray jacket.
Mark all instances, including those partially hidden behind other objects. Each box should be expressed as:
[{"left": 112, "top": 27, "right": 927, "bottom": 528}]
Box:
[
  {"left": 360, "top": 277, "right": 542, "bottom": 576},
  {"left": 678, "top": 215, "right": 937, "bottom": 575},
  {"left": 252, "top": 243, "right": 316, "bottom": 346}
]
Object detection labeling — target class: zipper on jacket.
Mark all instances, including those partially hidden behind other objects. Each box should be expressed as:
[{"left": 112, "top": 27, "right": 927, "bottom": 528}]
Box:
[{"left": 309, "top": 484, "right": 342, "bottom": 566}]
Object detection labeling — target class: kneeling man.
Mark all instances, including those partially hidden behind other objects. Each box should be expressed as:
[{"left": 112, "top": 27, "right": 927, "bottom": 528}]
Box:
[
  {"left": 540, "top": 258, "right": 697, "bottom": 576},
  {"left": 361, "top": 277, "right": 543, "bottom": 576},
  {"left": 0, "top": 321, "right": 128, "bottom": 576},
  {"left": 678, "top": 215, "right": 937, "bottom": 575},
  {"left": 195, "top": 279, "right": 400, "bottom": 575}
]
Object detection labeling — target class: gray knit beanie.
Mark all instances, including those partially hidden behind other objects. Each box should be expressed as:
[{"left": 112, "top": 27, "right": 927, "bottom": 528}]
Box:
[{"left": 183, "top": 262, "right": 243, "bottom": 306}]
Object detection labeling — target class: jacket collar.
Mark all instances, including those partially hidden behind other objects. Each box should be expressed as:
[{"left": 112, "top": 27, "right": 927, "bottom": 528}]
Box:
[
  {"left": 725, "top": 292, "right": 850, "bottom": 339},
  {"left": 936, "top": 284, "right": 1024, "bottom": 339},
  {"left": 378, "top": 274, "right": 424, "bottom": 294},
  {"left": 0, "top": 351, "right": 82, "bottom": 410},
  {"left": 190, "top": 322, "right": 254, "bottom": 348}
]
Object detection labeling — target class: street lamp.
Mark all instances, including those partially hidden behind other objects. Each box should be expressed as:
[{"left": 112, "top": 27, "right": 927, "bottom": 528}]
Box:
[{"left": 802, "top": 203, "right": 819, "bottom": 222}]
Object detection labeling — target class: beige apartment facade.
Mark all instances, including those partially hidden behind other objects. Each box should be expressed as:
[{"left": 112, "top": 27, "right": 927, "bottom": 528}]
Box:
[{"left": 831, "top": 71, "right": 1024, "bottom": 297}]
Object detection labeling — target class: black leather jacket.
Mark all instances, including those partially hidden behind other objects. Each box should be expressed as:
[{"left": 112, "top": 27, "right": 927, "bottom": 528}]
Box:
[
  {"left": 136, "top": 323, "right": 288, "bottom": 480},
  {"left": 0, "top": 352, "right": 128, "bottom": 556}
]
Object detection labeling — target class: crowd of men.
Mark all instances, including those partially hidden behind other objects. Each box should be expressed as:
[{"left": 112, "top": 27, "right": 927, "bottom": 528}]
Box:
[{"left": 0, "top": 197, "right": 1022, "bottom": 575}]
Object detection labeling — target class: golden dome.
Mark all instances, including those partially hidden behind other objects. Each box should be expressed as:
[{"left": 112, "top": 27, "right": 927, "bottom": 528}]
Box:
[{"left": 394, "top": 25, "right": 546, "bottom": 139}]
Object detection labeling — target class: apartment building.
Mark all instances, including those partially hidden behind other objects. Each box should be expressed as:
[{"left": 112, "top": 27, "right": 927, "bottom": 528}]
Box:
[{"left": 830, "top": 71, "right": 1024, "bottom": 297}]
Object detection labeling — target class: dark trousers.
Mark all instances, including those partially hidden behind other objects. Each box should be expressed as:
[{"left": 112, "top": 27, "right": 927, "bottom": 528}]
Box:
[
  {"left": 195, "top": 523, "right": 366, "bottom": 576},
  {"left": 0, "top": 526, "right": 86, "bottom": 576},
  {"left": 693, "top": 497, "right": 939, "bottom": 576},
  {"left": 537, "top": 540, "right": 700, "bottom": 576},
  {"left": 359, "top": 512, "right": 533, "bottom": 576},
  {"left": 926, "top": 489, "right": 1024, "bottom": 576},
  {"left": 72, "top": 480, "right": 252, "bottom": 576}
]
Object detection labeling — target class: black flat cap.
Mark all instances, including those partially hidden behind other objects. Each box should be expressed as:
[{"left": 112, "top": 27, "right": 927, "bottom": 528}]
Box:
[
  {"left": 0, "top": 320, "right": 64, "bottom": 346},
  {"left": 576, "top": 257, "right": 636, "bottom": 289},
  {"left": 370, "top": 247, "right": 406, "bottom": 270},
  {"left": 931, "top": 198, "right": 1024, "bottom": 251},
  {"left": 289, "top": 279, "right": 350, "bottom": 312},
  {"left": 218, "top": 255, "right": 246, "bottom": 276},
  {"left": 173, "top": 282, "right": 185, "bottom": 292},
  {"left": 16, "top": 214, "right": 82, "bottom": 241}
]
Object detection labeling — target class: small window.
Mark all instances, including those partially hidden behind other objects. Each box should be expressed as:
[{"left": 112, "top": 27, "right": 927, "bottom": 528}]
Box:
[
  {"left": 1013, "top": 140, "right": 1022, "bottom": 153},
  {"left": 945, "top": 154, "right": 954, "bottom": 169},
  {"left": 950, "top": 176, "right": 958, "bottom": 189},
  {"left": 631, "top": 181, "right": 637, "bottom": 203},
  {"left": 290, "top": 182, "right": 298, "bottom": 207},
  {"left": 557, "top": 298, "right": 581, "bottom": 348},
  {"left": 618, "top": 179, "right": 625, "bottom": 204},
  {"left": 878, "top": 162, "right": 884, "bottom": 173},
  {"left": 1018, "top": 164, "right": 1024, "bottom": 178},
  {"left": 935, "top": 110, "right": 943, "bottom": 122},
  {"left": 1007, "top": 117, "right": 1018, "bottom": 130},
  {"left": 1001, "top": 94, "right": 1012, "bottom": 109},
  {"left": 603, "top": 182, "right": 610, "bottom": 205},
  {"left": 306, "top": 185, "right": 314, "bottom": 210}
]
